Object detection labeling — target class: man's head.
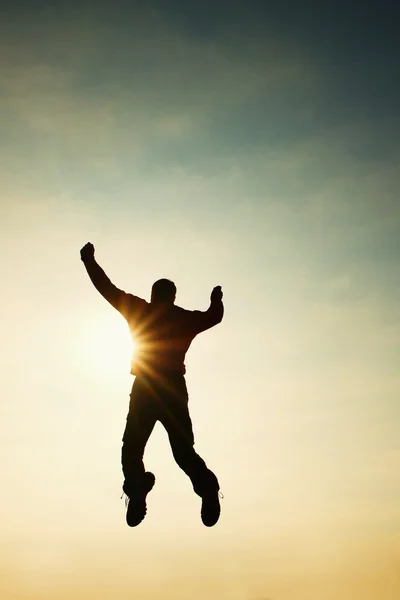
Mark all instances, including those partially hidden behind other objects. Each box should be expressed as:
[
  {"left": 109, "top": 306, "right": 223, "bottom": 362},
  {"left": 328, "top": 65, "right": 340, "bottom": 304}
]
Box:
[{"left": 151, "top": 278, "right": 177, "bottom": 305}]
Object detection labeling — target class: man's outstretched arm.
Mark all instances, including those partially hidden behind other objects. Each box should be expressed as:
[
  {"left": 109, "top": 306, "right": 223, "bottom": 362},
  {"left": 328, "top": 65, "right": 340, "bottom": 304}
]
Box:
[
  {"left": 80, "top": 242, "right": 129, "bottom": 313},
  {"left": 192, "top": 286, "right": 224, "bottom": 333}
]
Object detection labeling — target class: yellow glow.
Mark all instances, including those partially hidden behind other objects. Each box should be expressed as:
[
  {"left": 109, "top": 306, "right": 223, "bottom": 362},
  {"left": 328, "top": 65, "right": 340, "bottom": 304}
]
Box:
[{"left": 82, "top": 316, "right": 135, "bottom": 375}]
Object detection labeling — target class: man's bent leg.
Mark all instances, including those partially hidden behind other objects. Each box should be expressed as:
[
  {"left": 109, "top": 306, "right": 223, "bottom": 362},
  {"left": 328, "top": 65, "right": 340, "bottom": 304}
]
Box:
[
  {"left": 121, "top": 379, "right": 157, "bottom": 523},
  {"left": 159, "top": 376, "right": 221, "bottom": 526}
]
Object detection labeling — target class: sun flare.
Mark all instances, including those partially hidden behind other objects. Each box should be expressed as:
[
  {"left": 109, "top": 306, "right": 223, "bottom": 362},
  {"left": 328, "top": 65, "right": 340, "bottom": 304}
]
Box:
[{"left": 82, "top": 316, "right": 135, "bottom": 375}]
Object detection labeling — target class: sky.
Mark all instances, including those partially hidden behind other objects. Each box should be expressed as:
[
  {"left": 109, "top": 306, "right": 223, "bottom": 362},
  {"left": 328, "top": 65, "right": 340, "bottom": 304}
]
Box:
[{"left": 1, "top": 0, "right": 400, "bottom": 599}]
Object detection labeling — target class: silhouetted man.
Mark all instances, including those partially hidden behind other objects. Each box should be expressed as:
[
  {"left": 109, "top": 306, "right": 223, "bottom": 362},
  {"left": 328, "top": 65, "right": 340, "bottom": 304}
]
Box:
[{"left": 80, "top": 242, "right": 223, "bottom": 527}]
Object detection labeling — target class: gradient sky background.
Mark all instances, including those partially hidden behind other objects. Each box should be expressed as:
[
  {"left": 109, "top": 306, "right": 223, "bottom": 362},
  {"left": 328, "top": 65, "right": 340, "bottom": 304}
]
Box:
[{"left": 1, "top": 1, "right": 400, "bottom": 599}]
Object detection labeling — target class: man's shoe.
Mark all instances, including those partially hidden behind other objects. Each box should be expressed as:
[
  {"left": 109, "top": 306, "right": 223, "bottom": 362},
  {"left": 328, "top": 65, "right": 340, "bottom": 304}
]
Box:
[
  {"left": 199, "top": 470, "right": 221, "bottom": 527},
  {"left": 124, "top": 472, "right": 155, "bottom": 527}
]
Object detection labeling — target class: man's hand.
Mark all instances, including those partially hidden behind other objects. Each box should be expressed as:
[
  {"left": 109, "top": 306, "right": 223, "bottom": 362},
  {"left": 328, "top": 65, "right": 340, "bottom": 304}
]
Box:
[
  {"left": 80, "top": 242, "right": 95, "bottom": 263},
  {"left": 210, "top": 285, "right": 223, "bottom": 302}
]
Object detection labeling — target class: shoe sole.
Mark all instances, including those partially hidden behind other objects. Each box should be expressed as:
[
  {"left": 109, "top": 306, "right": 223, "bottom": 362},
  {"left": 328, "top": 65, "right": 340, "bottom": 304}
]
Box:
[
  {"left": 201, "top": 491, "right": 221, "bottom": 527},
  {"left": 126, "top": 473, "right": 156, "bottom": 527}
]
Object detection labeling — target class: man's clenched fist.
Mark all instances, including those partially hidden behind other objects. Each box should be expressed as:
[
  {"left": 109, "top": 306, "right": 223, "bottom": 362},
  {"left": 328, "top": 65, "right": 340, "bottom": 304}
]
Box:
[
  {"left": 210, "top": 285, "right": 223, "bottom": 302},
  {"left": 80, "top": 242, "right": 95, "bottom": 262}
]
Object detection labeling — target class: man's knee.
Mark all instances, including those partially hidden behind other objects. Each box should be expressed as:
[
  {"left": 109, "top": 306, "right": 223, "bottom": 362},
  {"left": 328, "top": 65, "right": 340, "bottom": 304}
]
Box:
[
  {"left": 171, "top": 445, "right": 188, "bottom": 465},
  {"left": 171, "top": 441, "right": 206, "bottom": 471}
]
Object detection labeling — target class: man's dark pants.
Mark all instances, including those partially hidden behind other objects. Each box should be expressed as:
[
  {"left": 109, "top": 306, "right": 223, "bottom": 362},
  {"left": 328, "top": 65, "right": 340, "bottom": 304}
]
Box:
[{"left": 122, "top": 372, "right": 216, "bottom": 497}]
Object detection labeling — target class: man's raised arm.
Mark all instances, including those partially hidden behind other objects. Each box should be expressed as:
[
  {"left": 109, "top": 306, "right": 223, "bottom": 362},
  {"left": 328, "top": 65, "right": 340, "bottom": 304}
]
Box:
[
  {"left": 80, "top": 242, "right": 128, "bottom": 313},
  {"left": 191, "top": 286, "right": 224, "bottom": 334}
]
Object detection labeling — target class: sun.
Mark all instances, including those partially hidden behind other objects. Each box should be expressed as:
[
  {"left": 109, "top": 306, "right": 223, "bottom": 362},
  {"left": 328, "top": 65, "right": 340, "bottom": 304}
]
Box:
[{"left": 82, "top": 315, "right": 135, "bottom": 376}]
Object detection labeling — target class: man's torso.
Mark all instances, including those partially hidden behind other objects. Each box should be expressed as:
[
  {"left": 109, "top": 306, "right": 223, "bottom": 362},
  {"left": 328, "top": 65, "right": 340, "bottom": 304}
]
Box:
[{"left": 125, "top": 299, "right": 198, "bottom": 376}]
